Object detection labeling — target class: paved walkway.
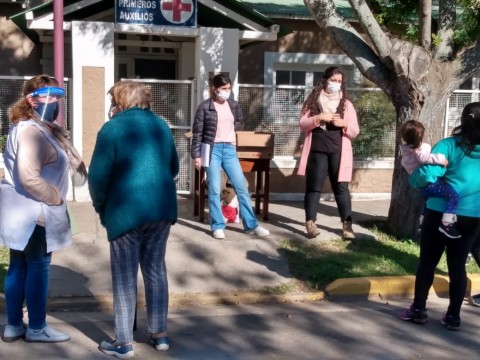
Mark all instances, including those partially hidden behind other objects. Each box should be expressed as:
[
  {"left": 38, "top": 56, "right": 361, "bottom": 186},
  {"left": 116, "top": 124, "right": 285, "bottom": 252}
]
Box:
[
  {"left": 1, "top": 298, "right": 480, "bottom": 359},
  {"left": 2, "top": 198, "right": 480, "bottom": 359},
  {"left": 45, "top": 197, "right": 390, "bottom": 308}
]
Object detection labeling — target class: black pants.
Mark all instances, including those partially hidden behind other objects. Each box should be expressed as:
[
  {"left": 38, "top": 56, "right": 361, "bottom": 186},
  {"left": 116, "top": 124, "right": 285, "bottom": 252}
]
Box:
[
  {"left": 413, "top": 209, "right": 480, "bottom": 316},
  {"left": 471, "top": 232, "right": 480, "bottom": 266},
  {"left": 304, "top": 151, "right": 352, "bottom": 222}
]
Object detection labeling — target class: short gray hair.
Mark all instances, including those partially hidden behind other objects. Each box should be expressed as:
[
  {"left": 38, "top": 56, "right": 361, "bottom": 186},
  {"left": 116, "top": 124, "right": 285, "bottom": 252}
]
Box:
[{"left": 108, "top": 80, "right": 151, "bottom": 110}]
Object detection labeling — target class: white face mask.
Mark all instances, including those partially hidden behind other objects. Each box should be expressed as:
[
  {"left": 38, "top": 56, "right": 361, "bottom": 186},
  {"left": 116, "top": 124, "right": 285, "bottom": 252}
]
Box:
[
  {"left": 217, "top": 90, "right": 231, "bottom": 101},
  {"left": 327, "top": 81, "right": 342, "bottom": 93}
]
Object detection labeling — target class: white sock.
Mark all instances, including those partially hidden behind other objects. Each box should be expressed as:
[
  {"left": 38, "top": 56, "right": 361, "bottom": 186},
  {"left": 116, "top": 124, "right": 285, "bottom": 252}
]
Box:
[{"left": 442, "top": 213, "right": 456, "bottom": 224}]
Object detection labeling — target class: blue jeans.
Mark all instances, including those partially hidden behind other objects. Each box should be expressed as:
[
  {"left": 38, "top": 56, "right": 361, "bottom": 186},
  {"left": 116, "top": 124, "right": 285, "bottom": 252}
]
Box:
[
  {"left": 110, "top": 220, "right": 171, "bottom": 343},
  {"left": 5, "top": 225, "right": 51, "bottom": 330},
  {"left": 206, "top": 143, "right": 258, "bottom": 232}
]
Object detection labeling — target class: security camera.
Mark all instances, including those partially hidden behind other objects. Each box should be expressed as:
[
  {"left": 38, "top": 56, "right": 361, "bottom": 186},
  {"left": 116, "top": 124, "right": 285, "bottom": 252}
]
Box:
[{"left": 270, "top": 24, "right": 280, "bottom": 33}]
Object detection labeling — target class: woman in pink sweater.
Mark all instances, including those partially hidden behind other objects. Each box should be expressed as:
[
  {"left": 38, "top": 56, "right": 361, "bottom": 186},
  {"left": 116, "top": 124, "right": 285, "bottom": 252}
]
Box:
[{"left": 297, "top": 67, "right": 359, "bottom": 239}]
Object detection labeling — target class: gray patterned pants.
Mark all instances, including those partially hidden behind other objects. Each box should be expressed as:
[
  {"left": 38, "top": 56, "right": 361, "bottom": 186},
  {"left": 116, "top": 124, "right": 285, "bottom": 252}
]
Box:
[{"left": 110, "top": 220, "right": 171, "bottom": 343}]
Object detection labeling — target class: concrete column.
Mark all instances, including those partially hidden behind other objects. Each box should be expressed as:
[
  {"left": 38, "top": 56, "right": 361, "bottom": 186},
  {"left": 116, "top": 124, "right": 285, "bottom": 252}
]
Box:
[
  {"left": 195, "top": 27, "right": 239, "bottom": 107},
  {"left": 71, "top": 21, "right": 114, "bottom": 201}
]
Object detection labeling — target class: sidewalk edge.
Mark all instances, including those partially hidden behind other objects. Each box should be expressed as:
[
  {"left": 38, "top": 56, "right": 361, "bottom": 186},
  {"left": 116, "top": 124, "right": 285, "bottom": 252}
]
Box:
[{"left": 0, "top": 290, "right": 326, "bottom": 312}]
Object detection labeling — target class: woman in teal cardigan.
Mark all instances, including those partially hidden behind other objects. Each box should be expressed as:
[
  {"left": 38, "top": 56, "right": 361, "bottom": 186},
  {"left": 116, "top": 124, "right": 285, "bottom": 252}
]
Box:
[
  {"left": 399, "top": 102, "right": 480, "bottom": 331},
  {"left": 89, "top": 80, "right": 178, "bottom": 358}
]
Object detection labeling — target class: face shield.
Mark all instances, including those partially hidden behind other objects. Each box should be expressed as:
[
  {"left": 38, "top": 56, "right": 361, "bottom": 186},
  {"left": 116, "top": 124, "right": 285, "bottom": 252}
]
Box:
[{"left": 27, "top": 86, "right": 65, "bottom": 123}]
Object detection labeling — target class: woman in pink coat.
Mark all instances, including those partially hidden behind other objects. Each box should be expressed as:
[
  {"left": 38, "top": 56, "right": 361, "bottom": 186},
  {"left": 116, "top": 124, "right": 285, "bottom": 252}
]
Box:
[{"left": 297, "top": 66, "right": 360, "bottom": 239}]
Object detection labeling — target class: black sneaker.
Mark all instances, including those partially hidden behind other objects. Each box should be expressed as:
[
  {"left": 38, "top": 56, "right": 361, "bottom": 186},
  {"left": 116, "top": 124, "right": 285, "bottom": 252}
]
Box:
[
  {"left": 398, "top": 305, "right": 428, "bottom": 324},
  {"left": 441, "top": 313, "right": 461, "bottom": 331},
  {"left": 439, "top": 222, "right": 461, "bottom": 239}
]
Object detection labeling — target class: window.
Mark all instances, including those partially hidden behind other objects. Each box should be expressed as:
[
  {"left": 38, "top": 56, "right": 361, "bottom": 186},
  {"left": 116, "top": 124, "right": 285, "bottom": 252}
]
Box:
[
  {"left": 275, "top": 70, "right": 307, "bottom": 85},
  {"left": 265, "top": 52, "right": 360, "bottom": 88}
]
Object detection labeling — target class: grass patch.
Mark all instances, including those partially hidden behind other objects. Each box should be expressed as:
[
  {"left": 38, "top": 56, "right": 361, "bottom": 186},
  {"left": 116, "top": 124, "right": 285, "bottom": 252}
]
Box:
[
  {"left": 279, "top": 222, "right": 480, "bottom": 291},
  {"left": 262, "top": 281, "right": 302, "bottom": 295}
]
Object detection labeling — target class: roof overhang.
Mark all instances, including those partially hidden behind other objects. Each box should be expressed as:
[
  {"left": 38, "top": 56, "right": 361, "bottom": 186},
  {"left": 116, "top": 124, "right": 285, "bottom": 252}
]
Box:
[{"left": 10, "top": 0, "right": 291, "bottom": 45}]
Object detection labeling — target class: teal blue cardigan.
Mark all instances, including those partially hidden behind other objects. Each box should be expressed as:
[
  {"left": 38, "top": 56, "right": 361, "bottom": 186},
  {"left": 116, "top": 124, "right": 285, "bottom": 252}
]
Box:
[
  {"left": 88, "top": 107, "right": 179, "bottom": 240},
  {"left": 410, "top": 137, "right": 480, "bottom": 218}
]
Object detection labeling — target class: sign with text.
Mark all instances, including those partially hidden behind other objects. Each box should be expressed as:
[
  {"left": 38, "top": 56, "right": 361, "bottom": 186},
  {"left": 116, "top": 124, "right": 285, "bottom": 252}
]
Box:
[{"left": 115, "top": 0, "right": 197, "bottom": 27}]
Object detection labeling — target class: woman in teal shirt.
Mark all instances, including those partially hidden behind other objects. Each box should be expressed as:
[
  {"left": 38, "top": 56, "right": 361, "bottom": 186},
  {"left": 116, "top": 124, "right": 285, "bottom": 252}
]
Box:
[{"left": 399, "top": 102, "right": 480, "bottom": 331}]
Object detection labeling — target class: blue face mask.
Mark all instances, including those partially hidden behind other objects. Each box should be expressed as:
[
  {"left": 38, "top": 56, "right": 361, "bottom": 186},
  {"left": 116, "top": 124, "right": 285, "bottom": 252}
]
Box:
[{"left": 35, "top": 102, "right": 60, "bottom": 123}]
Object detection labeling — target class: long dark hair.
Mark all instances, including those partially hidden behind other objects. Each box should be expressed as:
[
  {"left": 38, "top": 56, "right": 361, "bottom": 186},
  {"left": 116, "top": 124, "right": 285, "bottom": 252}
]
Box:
[
  {"left": 301, "top": 66, "right": 348, "bottom": 117},
  {"left": 451, "top": 101, "right": 480, "bottom": 154},
  {"left": 209, "top": 73, "right": 231, "bottom": 99}
]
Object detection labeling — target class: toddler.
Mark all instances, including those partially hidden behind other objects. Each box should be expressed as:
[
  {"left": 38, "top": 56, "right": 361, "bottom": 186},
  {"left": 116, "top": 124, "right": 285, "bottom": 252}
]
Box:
[{"left": 400, "top": 120, "right": 460, "bottom": 238}]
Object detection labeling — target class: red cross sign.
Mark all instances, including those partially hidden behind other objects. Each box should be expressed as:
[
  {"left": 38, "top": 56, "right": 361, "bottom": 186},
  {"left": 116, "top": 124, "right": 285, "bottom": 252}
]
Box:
[{"left": 161, "top": 0, "right": 194, "bottom": 24}]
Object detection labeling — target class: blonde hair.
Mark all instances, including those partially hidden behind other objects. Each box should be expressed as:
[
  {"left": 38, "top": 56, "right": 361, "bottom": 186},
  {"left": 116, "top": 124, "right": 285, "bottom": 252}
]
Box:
[
  {"left": 108, "top": 80, "right": 151, "bottom": 110},
  {"left": 10, "top": 74, "right": 59, "bottom": 124}
]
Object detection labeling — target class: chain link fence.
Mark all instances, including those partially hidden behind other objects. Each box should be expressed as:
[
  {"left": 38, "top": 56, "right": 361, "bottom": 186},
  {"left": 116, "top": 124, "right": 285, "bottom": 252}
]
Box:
[
  {"left": 238, "top": 85, "right": 480, "bottom": 160},
  {"left": 128, "top": 79, "right": 194, "bottom": 193},
  {"left": 1, "top": 76, "right": 479, "bottom": 194},
  {"left": 238, "top": 85, "right": 397, "bottom": 159},
  {"left": 445, "top": 90, "right": 480, "bottom": 137}
]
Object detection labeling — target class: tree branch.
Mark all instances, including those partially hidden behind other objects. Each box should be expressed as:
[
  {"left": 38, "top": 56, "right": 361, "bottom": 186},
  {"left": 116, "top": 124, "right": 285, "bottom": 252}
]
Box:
[
  {"left": 456, "top": 41, "right": 480, "bottom": 83},
  {"left": 435, "top": 0, "right": 456, "bottom": 60},
  {"left": 304, "top": 0, "right": 392, "bottom": 90},
  {"left": 347, "top": 0, "right": 393, "bottom": 58},
  {"left": 420, "top": 0, "right": 432, "bottom": 49}
]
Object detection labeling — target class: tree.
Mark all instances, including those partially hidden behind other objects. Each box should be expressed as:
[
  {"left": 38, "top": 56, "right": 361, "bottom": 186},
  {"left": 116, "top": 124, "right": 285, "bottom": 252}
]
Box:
[{"left": 304, "top": 0, "right": 480, "bottom": 238}]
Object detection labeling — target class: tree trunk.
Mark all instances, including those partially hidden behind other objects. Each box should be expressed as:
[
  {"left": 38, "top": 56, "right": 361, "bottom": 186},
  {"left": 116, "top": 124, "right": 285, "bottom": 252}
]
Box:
[
  {"left": 386, "top": 86, "right": 449, "bottom": 239},
  {"left": 387, "top": 158, "right": 424, "bottom": 238}
]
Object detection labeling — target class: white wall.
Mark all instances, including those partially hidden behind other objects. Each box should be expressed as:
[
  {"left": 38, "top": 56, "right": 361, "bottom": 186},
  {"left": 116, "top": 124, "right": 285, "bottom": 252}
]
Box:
[{"left": 195, "top": 27, "right": 240, "bottom": 105}]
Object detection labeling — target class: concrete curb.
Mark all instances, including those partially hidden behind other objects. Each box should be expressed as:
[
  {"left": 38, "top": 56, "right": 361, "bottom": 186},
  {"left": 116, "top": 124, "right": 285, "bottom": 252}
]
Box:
[
  {"left": 325, "top": 274, "right": 480, "bottom": 299},
  {"left": 52, "top": 291, "right": 326, "bottom": 311},
  {"left": 0, "top": 291, "right": 326, "bottom": 312},
  {"left": 2, "top": 274, "right": 479, "bottom": 312}
]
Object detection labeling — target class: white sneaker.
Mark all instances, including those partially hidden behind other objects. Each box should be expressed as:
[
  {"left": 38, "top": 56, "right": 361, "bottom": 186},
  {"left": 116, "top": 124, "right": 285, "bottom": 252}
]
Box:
[
  {"left": 213, "top": 229, "right": 225, "bottom": 239},
  {"left": 25, "top": 326, "right": 70, "bottom": 343},
  {"left": 248, "top": 226, "right": 270, "bottom": 237}
]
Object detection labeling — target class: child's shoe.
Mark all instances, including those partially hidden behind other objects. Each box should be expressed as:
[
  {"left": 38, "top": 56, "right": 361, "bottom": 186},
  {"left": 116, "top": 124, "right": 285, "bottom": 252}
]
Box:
[{"left": 439, "top": 222, "right": 461, "bottom": 238}]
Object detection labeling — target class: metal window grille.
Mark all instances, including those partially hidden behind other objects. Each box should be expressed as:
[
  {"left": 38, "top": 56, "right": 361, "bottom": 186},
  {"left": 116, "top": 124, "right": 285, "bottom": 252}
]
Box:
[
  {"left": 2, "top": 76, "right": 480, "bottom": 195},
  {"left": 444, "top": 90, "right": 480, "bottom": 137},
  {"left": 127, "top": 79, "right": 194, "bottom": 193},
  {"left": 238, "top": 85, "right": 397, "bottom": 159}
]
